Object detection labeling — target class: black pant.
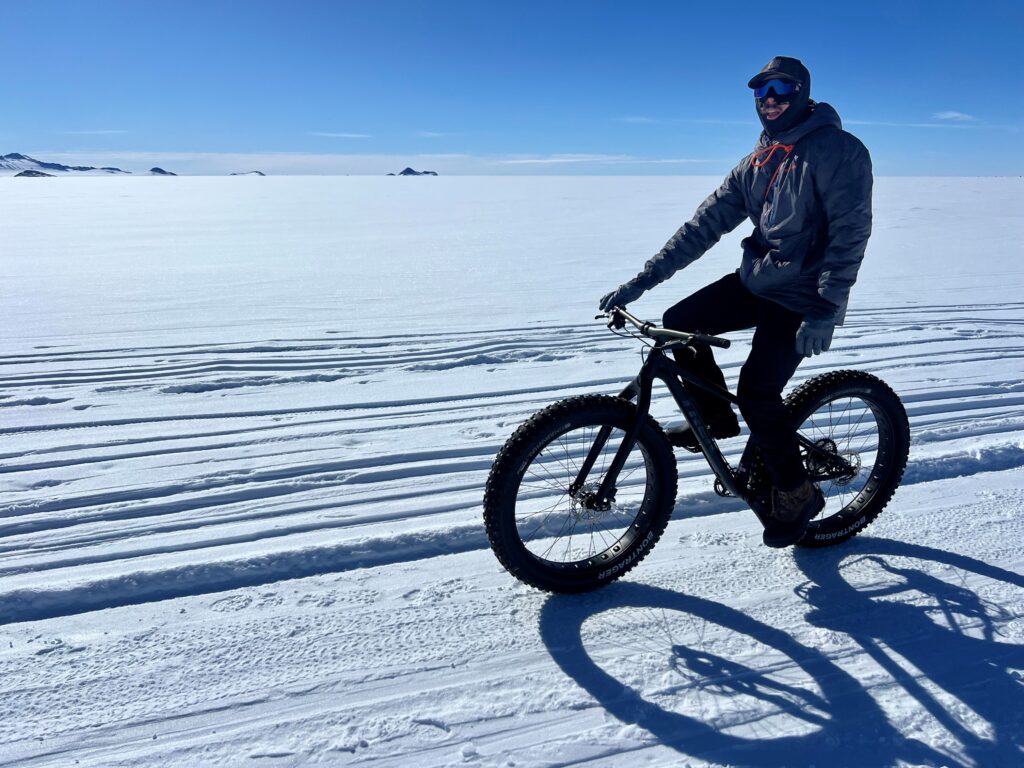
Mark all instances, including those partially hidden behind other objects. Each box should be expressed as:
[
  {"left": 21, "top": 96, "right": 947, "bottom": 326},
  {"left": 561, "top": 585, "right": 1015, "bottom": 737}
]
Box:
[{"left": 662, "top": 271, "right": 806, "bottom": 489}]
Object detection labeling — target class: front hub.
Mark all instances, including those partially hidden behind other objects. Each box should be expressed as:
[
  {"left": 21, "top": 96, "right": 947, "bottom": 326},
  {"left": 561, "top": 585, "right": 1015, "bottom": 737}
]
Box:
[{"left": 572, "top": 482, "right": 616, "bottom": 518}]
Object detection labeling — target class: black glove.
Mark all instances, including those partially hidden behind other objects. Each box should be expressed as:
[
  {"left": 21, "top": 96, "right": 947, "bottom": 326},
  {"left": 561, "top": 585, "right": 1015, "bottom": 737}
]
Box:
[
  {"left": 599, "top": 279, "right": 647, "bottom": 312},
  {"left": 795, "top": 318, "right": 835, "bottom": 357}
]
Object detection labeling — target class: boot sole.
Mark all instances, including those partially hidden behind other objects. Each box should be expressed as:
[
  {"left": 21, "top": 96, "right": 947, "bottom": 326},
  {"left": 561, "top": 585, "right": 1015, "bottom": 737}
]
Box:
[{"left": 762, "top": 491, "right": 826, "bottom": 548}]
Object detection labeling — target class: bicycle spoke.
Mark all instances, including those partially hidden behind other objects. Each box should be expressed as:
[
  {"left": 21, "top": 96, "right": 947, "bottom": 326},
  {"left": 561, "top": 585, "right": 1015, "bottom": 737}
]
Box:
[
  {"left": 515, "top": 420, "right": 649, "bottom": 566},
  {"left": 799, "top": 393, "right": 889, "bottom": 520},
  {"left": 516, "top": 495, "right": 569, "bottom": 522},
  {"left": 539, "top": 514, "right": 575, "bottom": 559}
]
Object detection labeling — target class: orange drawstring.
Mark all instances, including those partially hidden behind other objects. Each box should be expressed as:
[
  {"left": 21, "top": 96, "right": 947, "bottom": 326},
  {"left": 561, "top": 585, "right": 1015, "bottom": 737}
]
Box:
[{"left": 752, "top": 143, "right": 794, "bottom": 199}]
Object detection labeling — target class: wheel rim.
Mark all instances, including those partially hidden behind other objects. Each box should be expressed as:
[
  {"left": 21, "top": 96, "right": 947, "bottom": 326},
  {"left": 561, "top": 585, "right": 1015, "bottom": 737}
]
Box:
[
  {"left": 798, "top": 394, "right": 892, "bottom": 524},
  {"left": 514, "top": 423, "right": 653, "bottom": 568}
]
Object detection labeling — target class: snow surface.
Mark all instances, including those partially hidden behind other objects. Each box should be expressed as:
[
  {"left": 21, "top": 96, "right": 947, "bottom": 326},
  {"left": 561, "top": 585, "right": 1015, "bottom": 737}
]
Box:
[{"left": 1, "top": 176, "right": 1023, "bottom": 767}]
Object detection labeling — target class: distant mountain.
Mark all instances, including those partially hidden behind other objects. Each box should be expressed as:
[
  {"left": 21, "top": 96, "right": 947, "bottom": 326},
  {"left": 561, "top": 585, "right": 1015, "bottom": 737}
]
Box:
[
  {"left": 0, "top": 153, "right": 131, "bottom": 175},
  {"left": 230, "top": 171, "right": 266, "bottom": 176},
  {"left": 15, "top": 170, "right": 55, "bottom": 178},
  {"left": 391, "top": 167, "right": 438, "bottom": 176},
  {"left": 149, "top": 167, "right": 176, "bottom": 176}
]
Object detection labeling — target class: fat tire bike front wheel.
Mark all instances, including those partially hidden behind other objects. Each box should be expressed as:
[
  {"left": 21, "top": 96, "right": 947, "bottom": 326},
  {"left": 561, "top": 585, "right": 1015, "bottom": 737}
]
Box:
[{"left": 483, "top": 394, "right": 678, "bottom": 593}]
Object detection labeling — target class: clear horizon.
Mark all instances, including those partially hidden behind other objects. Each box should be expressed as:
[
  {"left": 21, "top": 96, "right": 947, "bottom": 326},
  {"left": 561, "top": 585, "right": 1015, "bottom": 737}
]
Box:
[{"left": 5, "top": 0, "right": 1021, "bottom": 176}]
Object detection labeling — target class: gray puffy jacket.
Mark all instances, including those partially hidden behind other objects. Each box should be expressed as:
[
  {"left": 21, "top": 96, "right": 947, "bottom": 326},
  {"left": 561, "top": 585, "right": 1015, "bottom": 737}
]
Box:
[{"left": 635, "top": 102, "right": 872, "bottom": 324}]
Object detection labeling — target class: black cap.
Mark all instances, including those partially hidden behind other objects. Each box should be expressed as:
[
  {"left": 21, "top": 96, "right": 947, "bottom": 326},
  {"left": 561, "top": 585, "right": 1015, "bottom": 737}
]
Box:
[{"left": 748, "top": 56, "right": 807, "bottom": 88}]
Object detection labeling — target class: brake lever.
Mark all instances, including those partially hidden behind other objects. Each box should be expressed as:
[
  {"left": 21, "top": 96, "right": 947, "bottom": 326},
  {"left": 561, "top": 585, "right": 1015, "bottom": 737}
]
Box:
[{"left": 596, "top": 309, "right": 627, "bottom": 330}]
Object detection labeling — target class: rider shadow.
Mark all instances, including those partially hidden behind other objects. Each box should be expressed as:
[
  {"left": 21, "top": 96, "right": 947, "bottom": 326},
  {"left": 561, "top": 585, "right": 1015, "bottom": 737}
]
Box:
[
  {"left": 793, "top": 537, "right": 1024, "bottom": 768},
  {"left": 539, "top": 537, "right": 1022, "bottom": 767},
  {"left": 540, "top": 582, "right": 943, "bottom": 767}
]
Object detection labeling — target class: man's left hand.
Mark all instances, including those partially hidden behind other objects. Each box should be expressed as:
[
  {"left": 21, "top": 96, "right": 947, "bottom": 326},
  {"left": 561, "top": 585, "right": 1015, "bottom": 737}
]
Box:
[{"left": 795, "top": 318, "right": 835, "bottom": 357}]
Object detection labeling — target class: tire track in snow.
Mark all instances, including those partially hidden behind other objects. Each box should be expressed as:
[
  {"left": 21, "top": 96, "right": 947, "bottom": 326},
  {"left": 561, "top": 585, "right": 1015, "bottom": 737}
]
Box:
[
  {"left": 2, "top": 442, "right": 1023, "bottom": 624},
  {"left": 0, "top": 331, "right": 606, "bottom": 389},
  {"left": 2, "top": 307, "right": 1022, "bottom": 624},
  {"left": 0, "top": 376, "right": 627, "bottom": 437}
]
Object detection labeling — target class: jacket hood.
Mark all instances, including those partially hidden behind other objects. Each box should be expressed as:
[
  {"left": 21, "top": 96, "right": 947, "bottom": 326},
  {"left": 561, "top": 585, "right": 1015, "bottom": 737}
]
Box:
[{"left": 757, "top": 102, "right": 843, "bottom": 147}]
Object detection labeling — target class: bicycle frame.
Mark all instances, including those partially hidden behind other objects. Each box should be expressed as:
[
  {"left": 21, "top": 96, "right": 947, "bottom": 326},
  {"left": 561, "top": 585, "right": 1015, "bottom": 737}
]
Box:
[
  {"left": 571, "top": 335, "right": 858, "bottom": 524},
  {"left": 581, "top": 342, "right": 747, "bottom": 505}
]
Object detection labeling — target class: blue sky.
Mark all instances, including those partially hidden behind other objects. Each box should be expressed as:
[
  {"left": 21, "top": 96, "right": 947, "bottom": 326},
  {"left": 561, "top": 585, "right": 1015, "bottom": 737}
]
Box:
[{"left": 3, "top": 0, "right": 1021, "bottom": 175}]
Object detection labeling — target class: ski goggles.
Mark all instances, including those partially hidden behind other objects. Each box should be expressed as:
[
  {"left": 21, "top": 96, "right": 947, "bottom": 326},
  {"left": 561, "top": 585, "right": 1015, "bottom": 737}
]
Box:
[{"left": 753, "top": 78, "right": 801, "bottom": 101}]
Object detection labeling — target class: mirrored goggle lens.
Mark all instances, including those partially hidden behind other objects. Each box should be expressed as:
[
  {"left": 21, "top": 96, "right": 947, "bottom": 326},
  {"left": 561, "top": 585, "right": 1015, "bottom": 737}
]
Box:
[{"left": 754, "top": 79, "right": 799, "bottom": 99}]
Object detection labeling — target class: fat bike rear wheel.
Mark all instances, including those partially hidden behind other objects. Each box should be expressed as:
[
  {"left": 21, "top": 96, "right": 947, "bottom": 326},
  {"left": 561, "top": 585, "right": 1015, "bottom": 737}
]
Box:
[
  {"left": 483, "top": 395, "right": 677, "bottom": 593},
  {"left": 784, "top": 370, "right": 910, "bottom": 547}
]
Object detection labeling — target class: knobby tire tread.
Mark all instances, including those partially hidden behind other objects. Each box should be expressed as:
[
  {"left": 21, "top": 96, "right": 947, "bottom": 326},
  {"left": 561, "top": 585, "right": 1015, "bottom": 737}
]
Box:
[
  {"left": 483, "top": 395, "right": 677, "bottom": 593},
  {"left": 784, "top": 370, "right": 910, "bottom": 547}
]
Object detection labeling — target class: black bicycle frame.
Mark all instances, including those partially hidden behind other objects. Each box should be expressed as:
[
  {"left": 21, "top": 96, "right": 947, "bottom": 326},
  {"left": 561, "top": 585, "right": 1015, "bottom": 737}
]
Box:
[
  {"left": 573, "top": 341, "right": 857, "bottom": 518},
  {"left": 582, "top": 342, "right": 747, "bottom": 507}
]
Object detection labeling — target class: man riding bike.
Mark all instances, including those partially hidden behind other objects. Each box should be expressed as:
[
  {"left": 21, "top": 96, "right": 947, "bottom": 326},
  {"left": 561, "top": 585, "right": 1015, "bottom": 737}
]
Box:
[{"left": 599, "top": 56, "right": 873, "bottom": 548}]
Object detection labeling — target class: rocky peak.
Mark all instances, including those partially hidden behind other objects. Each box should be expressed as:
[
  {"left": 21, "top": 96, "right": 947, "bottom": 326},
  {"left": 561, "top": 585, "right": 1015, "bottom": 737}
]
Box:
[{"left": 392, "top": 167, "right": 438, "bottom": 176}]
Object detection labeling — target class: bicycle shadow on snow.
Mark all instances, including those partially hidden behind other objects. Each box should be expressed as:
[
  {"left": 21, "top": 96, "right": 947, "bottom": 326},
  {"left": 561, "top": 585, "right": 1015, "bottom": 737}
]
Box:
[
  {"left": 793, "top": 538, "right": 1024, "bottom": 767},
  {"left": 538, "top": 537, "right": 1023, "bottom": 767}
]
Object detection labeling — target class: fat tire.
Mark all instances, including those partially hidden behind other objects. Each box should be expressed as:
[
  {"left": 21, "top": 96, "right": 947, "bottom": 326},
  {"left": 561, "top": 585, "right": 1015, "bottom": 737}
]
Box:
[
  {"left": 483, "top": 395, "right": 677, "bottom": 593},
  {"left": 783, "top": 370, "right": 910, "bottom": 547}
]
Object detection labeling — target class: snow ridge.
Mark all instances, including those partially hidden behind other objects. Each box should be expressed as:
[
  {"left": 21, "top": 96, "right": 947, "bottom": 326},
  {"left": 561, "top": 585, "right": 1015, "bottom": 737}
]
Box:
[{"left": 1, "top": 307, "right": 1022, "bottom": 627}]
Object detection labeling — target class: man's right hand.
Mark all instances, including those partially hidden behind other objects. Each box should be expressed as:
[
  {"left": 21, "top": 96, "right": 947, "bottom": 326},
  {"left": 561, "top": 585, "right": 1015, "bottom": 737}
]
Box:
[{"left": 598, "top": 279, "right": 646, "bottom": 312}]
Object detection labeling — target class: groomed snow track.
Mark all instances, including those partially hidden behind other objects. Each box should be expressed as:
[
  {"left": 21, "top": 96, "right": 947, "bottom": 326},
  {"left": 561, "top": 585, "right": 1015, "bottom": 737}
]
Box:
[{"left": 2, "top": 305, "right": 1022, "bottom": 624}]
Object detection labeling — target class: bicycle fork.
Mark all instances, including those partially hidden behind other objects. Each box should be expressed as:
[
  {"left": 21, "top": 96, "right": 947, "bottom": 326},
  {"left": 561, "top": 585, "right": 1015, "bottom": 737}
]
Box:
[{"left": 569, "top": 348, "right": 747, "bottom": 513}]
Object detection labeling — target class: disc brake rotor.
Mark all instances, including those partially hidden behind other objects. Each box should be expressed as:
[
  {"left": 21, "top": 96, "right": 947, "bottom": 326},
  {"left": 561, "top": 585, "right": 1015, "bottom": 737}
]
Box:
[{"left": 570, "top": 482, "right": 614, "bottom": 523}]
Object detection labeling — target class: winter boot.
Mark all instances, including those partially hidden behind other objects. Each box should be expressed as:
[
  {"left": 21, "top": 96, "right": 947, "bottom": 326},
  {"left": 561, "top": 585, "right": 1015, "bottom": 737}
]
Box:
[
  {"left": 762, "top": 479, "right": 825, "bottom": 548},
  {"left": 666, "top": 411, "right": 740, "bottom": 452}
]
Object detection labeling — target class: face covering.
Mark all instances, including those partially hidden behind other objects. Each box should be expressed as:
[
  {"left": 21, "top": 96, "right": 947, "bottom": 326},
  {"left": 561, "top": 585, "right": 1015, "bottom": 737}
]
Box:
[{"left": 753, "top": 62, "right": 812, "bottom": 136}]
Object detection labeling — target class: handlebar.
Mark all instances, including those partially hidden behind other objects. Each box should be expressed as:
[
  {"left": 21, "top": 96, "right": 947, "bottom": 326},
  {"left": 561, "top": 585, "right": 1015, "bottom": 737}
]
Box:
[{"left": 598, "top": 307, "right": 731, "bottom": 349}]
